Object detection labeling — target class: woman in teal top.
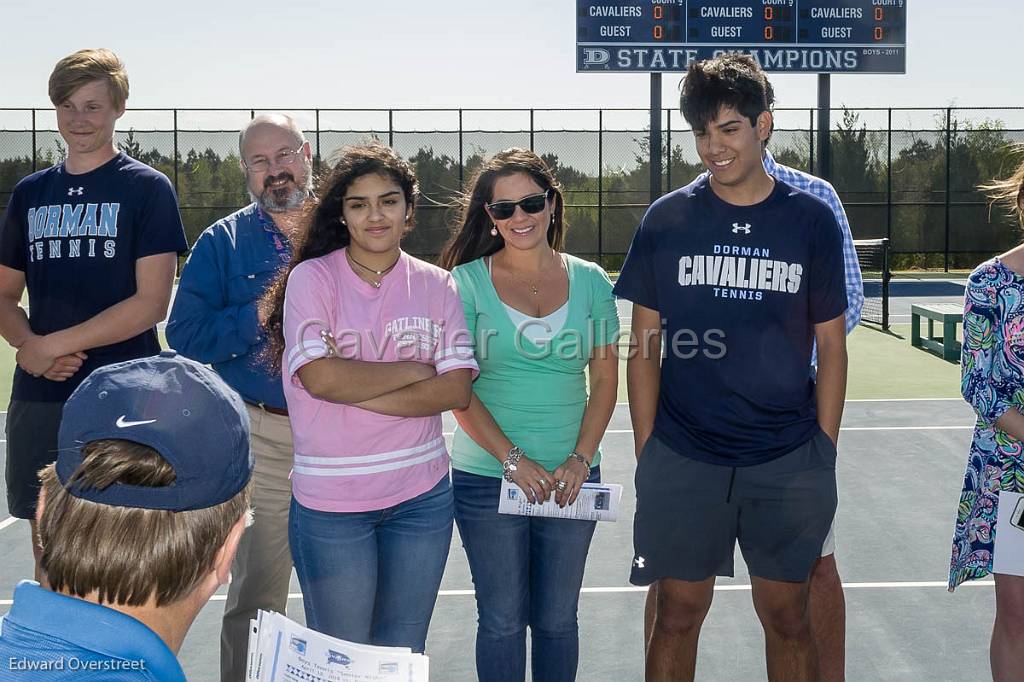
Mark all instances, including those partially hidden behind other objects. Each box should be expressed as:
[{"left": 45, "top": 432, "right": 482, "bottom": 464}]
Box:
[{"left": 439, "top": 148, "right": 619, "bottom": 682}]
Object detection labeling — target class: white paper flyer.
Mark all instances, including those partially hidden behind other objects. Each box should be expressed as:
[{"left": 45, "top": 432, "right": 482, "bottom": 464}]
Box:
[
  {"left": 245, "top": 610, "right": 428, "bottom": 681},
  {"left": 498, "top": 479, "right": 622, "bottom": 522}
]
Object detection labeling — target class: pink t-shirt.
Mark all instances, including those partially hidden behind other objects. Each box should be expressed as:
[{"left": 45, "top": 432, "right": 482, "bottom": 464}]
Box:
[{"left": 283, "top": 249, "right": 478, "bottom": 512}]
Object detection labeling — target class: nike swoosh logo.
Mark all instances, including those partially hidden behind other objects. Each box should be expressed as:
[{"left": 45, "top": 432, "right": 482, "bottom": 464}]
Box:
[{"left": 116, "top": 416, "right": 157, "bottom": 428}]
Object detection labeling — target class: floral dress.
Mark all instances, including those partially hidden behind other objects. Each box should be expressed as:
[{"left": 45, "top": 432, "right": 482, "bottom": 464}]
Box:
[{"left": 949, "top": 258, "right": 1024, "bottom": 590}]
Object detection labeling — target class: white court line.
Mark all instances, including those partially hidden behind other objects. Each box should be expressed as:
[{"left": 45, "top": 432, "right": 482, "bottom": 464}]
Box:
[
  {"left": 839, "top": 426, "right": 973, "bottom": 431},
  {"left": 845, "top": 397, "right": 962, "bottom": 402},
  {"left": 443, "top": 425, "right": 974, "bottom": 438},
  {"left": 0, "top": 399, "right": 970, "bottom": 418},
  {"left": 613, "top": 398, "right": 963, "bottom": 406},
  {"left": 605, "top": 426, "right": 973, "bottom": 433},
  {"left": 0, "top": 581, "right": 994, "bottom": 607},
  {"left": 0, "top": 425, "right": 976, "bottom": 533}
]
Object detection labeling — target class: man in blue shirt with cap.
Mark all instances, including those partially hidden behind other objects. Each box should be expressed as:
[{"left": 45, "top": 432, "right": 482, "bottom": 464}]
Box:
[{"left": 0, "top": 351, "right": 254, "bottom": 680}]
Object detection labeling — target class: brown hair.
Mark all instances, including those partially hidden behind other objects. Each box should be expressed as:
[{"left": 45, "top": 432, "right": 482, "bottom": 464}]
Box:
[
  {"left": 48, "top": 49, "right": 129, "bottom": 110},
  {"left": 37, "top": 440, "right": 251, "bottom": 607},
  {"left": 438, "top": 148, "right": 566, "bottom": 270},
  {"left": 679, "top": 53, "right": 775, "bottom": 142},
  {"left": 981, "top": 149, "right": 1024, "bottom": 224}
]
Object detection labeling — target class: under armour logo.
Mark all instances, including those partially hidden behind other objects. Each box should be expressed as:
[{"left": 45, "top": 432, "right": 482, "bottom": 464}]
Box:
[
  {"left": 732, "top": 223, "right": 751, "bottom": 234},
  {"left": 67, "top": 187, "right": 84, "bottom": 196},
  {"left": 633, "top": 555, "right": 646, "bottom": 569}
]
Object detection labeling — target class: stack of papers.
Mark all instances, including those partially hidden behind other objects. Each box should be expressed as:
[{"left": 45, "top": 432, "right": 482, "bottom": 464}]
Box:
[
  {"left": 498, "top": 480, "right": 623, "bottom": 522},
  {"left": 246, "top": 610, "right": 429, "bottom": 681}
]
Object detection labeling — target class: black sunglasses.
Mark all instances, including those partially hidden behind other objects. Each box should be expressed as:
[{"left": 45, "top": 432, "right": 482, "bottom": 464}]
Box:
[{"left": 485, "top": 189, "right": 553, "bottom": 221}]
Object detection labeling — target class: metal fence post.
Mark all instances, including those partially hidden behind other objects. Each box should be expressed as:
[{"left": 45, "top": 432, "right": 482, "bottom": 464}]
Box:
[
  {"left": 314, "top": 109, "right": 321, "bottom": 171},
  {"left": 388, "top": 110, "right": 394, "bottom": 147},
  {"left": 529, "top": 109, "right": 534, "bottom": 150},
  {"left": 458, "top": 109, "right": 464, "bottom": 189},
  {"left": 886, "top": 108, "right": 892, "bottom": 245},
  {"left": 172, "top": 109, "right": 179, "bottom": 195},
  {"left": 666, "top": 108, "right": 672, "bottom": 192},
  {"left": 598, "top": 110, "right": 603, "bottom": 267},
  {"left": 808, "top": 109, "right": 814, "bottom": 173},
  {"left": 944, "top": 107, "right": 952, "bottom": 272},
  {"left": 31, "top": 109, "right": 37, "bottom": 172},
  {"left": 649, "top": 75, "right": 662, "bottom": 203}
]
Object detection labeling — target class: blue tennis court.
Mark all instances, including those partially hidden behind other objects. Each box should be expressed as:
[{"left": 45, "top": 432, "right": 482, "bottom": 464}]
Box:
[{"left": 0, "top": 396, "right": 992, "bottom": 680}]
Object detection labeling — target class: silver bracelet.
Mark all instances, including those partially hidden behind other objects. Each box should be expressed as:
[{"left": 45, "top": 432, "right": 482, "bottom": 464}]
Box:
[
  {"left": 568, "top": 451, "right": 591, "bottom": 478},
  {"left": 502, "top": 445, "right": 524, "bottom": 482}
]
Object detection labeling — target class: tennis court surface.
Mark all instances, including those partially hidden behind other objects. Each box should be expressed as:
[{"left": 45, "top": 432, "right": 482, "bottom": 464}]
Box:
[
  {"left": 0, "top": 402, "right": 991, "bottom": 681},
  {"left": 0, "top": 281, "right": 987, "bottom": 681}
]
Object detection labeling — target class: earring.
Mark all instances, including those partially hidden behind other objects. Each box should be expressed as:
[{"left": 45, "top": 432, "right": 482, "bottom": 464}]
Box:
[{"left": 490, "top": 226, "right": 498, "bottom": 237}]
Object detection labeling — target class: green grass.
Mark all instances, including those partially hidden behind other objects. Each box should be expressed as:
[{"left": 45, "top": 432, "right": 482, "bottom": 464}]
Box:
[
  {"left": 845, "top": 323, "right": 960, "bottom": 399},
  {"left": 611, "top": 322, "right": 962, "bottom": 403}
]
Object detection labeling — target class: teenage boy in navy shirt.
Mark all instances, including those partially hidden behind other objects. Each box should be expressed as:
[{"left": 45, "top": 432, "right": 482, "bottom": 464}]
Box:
[
  {"left": 0, "top": 49, "right": 187, "bottom": 579},
  {"left": 615, "top": 54, "right": 848, "bottom": 681}
]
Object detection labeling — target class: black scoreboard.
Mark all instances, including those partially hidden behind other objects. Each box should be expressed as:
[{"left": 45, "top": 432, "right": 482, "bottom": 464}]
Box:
[{"left": 577, "top": 0, "right": 906, "bottom": 73}]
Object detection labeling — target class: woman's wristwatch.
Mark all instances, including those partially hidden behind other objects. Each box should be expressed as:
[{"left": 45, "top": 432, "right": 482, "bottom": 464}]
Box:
[
  {"left": 502, "top": 445, "right": 525, "bottom": 482},
  {"left": 568, "top": 451, "right": 591, "bottom": 478}
]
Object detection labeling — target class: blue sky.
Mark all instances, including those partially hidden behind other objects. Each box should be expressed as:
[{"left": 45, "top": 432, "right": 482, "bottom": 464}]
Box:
[{"left": 0, "top": 0, "right": 1016, "bottom": 112}]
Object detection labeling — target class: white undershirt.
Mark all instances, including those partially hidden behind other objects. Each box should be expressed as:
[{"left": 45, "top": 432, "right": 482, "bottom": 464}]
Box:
[{"left": 488, "top": 257, "right": 569, "bottom": 344}]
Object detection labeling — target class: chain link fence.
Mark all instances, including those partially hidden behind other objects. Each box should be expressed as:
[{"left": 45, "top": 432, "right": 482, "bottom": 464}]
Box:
[{"left": 2, "top": 107, "right": 1022, "bottom": 271}]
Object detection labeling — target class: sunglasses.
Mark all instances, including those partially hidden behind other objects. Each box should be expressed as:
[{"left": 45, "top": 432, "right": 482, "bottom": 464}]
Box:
[{"left": 485, "top": 189, "right": 553, "bottom": 221}]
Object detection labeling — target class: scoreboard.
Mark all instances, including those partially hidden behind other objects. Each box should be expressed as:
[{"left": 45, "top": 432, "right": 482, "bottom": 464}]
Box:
[{"left": 577, "top": 0, "right": 906, "bottom": 73}]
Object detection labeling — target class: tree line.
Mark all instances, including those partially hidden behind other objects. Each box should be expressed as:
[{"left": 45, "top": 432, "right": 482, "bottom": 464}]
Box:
[{"left": 1, "top": 110, "right": 1021, "bottom": 271}]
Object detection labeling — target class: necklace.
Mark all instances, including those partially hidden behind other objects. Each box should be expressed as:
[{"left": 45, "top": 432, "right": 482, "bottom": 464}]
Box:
[
  {"left": 346, "top": 250, "right": 401, "bottom": 289},
  {"left": 499, "top": 249, "right": 561, "bottom": 296}
]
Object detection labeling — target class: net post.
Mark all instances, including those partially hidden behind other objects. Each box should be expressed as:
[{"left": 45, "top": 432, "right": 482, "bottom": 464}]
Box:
[{"left": 882, "top": 237, "right": 890, "bottom": 331}]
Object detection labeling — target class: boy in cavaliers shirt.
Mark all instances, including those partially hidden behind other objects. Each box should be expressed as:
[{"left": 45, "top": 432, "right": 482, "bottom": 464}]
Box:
[
  {"left": 0, "top": 49, "right": 187, "bottom": 578},
  {"left": 615, "top": 54, "right": 848, "bottom": 681}
]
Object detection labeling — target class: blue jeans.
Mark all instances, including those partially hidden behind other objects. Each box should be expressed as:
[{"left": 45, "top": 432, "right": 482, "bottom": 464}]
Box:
[
  {"left": 453, "top": 467, "right": 600, "bottom": 682},
  {"left": 289, "top": 475, "right": 454, "bottom": 653}
]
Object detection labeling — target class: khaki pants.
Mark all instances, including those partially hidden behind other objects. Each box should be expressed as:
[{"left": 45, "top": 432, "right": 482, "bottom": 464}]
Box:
[{"left": 221, "top": 404, "right": 294, "bottom": 682}]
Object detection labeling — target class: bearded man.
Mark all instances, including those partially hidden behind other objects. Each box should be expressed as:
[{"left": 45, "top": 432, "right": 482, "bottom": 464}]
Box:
[{"left": 166, "top": 112, "right": 312, "bottom": 682}]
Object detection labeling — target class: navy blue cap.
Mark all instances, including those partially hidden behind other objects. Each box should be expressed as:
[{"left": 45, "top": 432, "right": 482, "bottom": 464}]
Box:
[{"left": 56, "top": 351, "right": 253, "bottom": 511}]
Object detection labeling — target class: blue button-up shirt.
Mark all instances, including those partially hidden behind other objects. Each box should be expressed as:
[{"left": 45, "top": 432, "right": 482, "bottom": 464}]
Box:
[
  {"left": 167, "top": 203, "right": 292, "bottom": 408},
  {"left": 761, "top": 149, "right": 865, "bottom": 333},
  {"left": 0, "top": 581, "right": 186, "bottom": 681}
]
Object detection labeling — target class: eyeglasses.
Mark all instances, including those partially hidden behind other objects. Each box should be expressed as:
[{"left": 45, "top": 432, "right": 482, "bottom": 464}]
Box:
[
  {"left": 243, "top": 145, "right": 306, "bottom": 173},
  {"left": 485, "top": 189, "right": 553, "bottom": 221}
]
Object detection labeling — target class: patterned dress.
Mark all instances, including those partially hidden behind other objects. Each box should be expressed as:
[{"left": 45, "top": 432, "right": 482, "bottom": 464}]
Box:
[{"left": 949, "top": 258, "right": 1024, "bottom": 590}]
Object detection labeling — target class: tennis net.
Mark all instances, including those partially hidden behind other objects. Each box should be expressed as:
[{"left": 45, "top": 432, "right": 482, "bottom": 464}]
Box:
[{"left": 855, "top": 238, "right": 891, "bottom": 330}]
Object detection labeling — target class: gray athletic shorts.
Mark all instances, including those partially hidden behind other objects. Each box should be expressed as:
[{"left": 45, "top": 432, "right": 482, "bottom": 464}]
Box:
[
  {"left": 6, "top": 400, "right": 64, "bottom": 520},
  {"left": 630, "top": 431, "right": 837, "bottom": 584}
]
